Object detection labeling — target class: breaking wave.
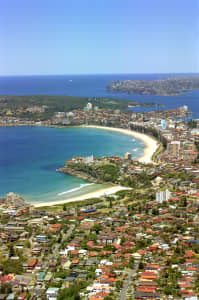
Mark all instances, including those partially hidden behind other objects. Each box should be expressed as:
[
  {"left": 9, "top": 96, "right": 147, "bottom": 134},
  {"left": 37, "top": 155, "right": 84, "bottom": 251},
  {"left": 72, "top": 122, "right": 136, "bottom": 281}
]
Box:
[{"left": 58, "top": 183, "right": 94, "bottom": 196}]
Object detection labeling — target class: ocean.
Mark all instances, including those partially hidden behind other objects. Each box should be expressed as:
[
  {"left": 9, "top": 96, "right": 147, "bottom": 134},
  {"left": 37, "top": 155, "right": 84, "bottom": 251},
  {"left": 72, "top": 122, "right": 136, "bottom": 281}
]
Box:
[
  {"left": 0, "top": 73, "right": 199, "bottom": 117},
  {"left": 0, "top": 73, "right": 198, "bottom": 203}
]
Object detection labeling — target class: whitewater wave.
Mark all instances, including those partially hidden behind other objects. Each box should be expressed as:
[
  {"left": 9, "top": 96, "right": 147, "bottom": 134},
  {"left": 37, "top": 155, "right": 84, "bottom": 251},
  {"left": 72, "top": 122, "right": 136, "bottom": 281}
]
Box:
[
  {"left": 133, "top": 148, "right": 138, "bottom": 152},
  {"left": 58, "top": 183, "right": 94, "bottom": 196}
]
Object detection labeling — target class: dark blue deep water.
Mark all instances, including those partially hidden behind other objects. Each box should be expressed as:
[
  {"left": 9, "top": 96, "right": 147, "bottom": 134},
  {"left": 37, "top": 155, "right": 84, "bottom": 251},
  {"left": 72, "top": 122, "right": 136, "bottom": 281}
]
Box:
[{"left": 0, "top": 73, "right": 199, "bottom": 117}]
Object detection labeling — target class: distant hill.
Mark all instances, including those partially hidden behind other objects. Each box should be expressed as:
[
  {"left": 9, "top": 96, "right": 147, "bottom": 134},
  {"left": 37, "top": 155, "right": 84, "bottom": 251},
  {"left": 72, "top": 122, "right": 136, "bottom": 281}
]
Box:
[
  {"left": 107, "top": 75, "right": 199, "bottom": 96},
  {"left": 0, "top": 95, "right": 159, "bottom": 120}
]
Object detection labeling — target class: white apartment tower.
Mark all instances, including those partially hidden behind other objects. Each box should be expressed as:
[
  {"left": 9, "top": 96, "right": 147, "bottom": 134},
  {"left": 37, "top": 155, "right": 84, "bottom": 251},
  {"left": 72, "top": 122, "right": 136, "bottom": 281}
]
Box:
[{"left": 156, "top": 189, "right": 171, "bottom": 203}]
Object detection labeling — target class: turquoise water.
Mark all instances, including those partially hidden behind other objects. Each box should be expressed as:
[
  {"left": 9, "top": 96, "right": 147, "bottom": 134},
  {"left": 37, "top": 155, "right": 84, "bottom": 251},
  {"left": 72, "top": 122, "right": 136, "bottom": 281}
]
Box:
[{"left": 0, "top": 126, "right": 144, "bottom": 203}]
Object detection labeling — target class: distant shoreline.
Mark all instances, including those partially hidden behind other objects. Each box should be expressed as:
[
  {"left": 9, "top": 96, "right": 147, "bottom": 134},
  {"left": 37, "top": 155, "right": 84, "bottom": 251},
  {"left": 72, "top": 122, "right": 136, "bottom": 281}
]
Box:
[{"left": 107, "top": 76, "right": 199, "bottom": 96}]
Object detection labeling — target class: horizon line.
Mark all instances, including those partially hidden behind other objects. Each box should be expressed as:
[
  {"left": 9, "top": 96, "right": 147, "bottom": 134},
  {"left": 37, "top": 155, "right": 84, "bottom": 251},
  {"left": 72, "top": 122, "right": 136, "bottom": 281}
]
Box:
[{"left": 0, "top": 72, "right": 199, "bottom": 77}]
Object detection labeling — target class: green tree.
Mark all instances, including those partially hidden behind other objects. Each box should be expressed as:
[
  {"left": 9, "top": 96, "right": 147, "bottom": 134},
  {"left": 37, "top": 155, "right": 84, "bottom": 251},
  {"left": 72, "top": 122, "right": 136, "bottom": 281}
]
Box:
[
  {"left": 24, "top": 240, "right": 31, "bottom": 248},
  {"left": 92, "top": 224, "right": 102, "bottom": 234},
  {"left": 129, "top": 256, "right": 135, "bottom": 268},
  {"left": 0, "top": 283, "right": 12, "bottom": 294},
  {"left": 8, "top": 243, "right": 15, "bottom": 257}
]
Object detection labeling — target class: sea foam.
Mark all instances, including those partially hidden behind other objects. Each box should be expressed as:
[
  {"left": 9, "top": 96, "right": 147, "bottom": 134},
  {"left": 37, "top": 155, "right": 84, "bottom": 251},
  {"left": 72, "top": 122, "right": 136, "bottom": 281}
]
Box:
[{"left": 58, "top": 183, "right": 94, "bottom": 196}]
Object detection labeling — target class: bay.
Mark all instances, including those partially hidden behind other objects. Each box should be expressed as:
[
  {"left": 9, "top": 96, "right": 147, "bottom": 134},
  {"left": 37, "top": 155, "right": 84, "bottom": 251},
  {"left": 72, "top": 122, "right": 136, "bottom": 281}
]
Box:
[
  {"left": 0, "top": 73, "right": 198, "bottom": 203},
  {"left": 0, "top": 126, "right": 144, "bottom": 202}
]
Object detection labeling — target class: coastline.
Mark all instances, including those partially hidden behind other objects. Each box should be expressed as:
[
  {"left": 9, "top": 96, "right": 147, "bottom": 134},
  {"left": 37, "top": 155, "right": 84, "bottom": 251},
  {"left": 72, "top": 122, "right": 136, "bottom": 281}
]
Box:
[
  {"left": 32, "top": 125, "right": 159, "bottom": 207},
  {"left": 82, "top": 125, "right": 159, "bottom": 164},
  {"left": 33, "top": 185, "right": 130, "bottom": 208}
]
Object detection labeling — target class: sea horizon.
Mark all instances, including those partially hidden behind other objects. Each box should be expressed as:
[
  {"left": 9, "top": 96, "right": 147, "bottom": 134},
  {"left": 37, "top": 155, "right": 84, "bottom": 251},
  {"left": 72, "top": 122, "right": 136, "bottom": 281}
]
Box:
[
  {"left": 0, "top": 73, "right": 199, "bottom": 117},
  {"left": 1, "top": 72, "right": 199, "bottom": 77}
]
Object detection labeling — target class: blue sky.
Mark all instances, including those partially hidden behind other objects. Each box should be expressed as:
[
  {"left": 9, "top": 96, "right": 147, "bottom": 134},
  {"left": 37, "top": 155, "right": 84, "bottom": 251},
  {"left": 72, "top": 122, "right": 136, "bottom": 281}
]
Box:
[{"left": 0, "top": 0, "right": 198, "bottom": 75}]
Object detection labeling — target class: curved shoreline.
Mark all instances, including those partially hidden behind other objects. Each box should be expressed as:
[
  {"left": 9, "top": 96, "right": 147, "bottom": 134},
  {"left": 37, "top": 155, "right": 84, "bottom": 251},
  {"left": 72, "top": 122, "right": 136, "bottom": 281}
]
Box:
[
  {"left": 32, "top": 125, "right": 159, "bottom": 207},
  {"left": 33, "top": 185, "right": 130, "bottom": 208},
  {"left": 82, "top": 125, "right": 159, "bottom": 164}
]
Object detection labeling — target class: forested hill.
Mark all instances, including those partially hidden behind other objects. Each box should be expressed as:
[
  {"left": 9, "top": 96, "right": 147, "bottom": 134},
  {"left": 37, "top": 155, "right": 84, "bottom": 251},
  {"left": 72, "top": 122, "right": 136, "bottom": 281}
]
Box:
[{"left": 0, "top": 95, "right": 158, "bottom": 111}]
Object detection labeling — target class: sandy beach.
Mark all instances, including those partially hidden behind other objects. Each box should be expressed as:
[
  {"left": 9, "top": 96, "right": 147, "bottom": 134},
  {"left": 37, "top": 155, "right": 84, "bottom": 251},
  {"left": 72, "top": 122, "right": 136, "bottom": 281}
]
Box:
[
  {"left": 33, "top": 125, "right": 158, "bottom": 207},
  {"left": 33, "top": 185, "right": 130, "bottom": 208},
  {"left": 82, "top": 125, "right": 159, "bottom": 164}
]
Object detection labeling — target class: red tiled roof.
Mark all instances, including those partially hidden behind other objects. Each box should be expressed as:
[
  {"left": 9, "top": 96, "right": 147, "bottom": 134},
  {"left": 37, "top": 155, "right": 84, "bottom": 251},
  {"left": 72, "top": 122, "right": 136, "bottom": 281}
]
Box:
[
  {"left": 18, "top": 293, "right": 27, "bottom": 300},
  {"left": 0, "top": 274, "right": 14, "bottom": 283},
  {"left": 52, "top": 223, "right": 62, "bottom": 228},
  {"left": 28, "top": 259, "right": 37, "bottom": 268}
]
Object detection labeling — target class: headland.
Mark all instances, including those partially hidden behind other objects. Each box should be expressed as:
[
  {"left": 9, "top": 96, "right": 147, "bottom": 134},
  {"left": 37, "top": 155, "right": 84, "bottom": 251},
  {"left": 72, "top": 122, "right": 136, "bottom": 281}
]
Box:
[
  {"left": 107, "top": 75, "right": 199, "bottom": 96},
  {"left": 33, "top": 125, "right": 158, "bottom": 207}
]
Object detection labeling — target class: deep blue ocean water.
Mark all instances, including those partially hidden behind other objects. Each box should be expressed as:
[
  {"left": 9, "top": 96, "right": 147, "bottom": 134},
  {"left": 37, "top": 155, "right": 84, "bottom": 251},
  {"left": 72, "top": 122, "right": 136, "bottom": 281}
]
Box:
[
  {"left": 0, "top": 126, "right": 144, "bottom": 202},
  {"left": 0, "top": 73, "right": 198, "bottom": 203},
  {"left": 0, "top": 73, "right": 199, "bottom": 117}
]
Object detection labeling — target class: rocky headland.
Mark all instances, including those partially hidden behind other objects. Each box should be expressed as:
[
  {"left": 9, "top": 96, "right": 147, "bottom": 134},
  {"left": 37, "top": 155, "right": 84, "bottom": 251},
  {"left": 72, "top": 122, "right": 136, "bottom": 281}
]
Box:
[{"left": 107, "top": 75, "right": 199, "bottom": 96}]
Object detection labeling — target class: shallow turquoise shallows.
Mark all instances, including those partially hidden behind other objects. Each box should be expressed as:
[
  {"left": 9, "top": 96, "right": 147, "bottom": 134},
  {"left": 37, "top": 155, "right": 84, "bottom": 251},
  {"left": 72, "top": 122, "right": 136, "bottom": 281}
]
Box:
[{"left": 0, "top": 126, "right": 144, "bottom": 203}]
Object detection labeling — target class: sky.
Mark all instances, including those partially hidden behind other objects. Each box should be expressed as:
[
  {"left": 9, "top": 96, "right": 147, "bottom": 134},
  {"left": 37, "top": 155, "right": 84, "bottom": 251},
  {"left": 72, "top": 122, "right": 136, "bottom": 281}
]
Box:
[{"left": 0, "top": 0, "right": 199, "bottom": 75}]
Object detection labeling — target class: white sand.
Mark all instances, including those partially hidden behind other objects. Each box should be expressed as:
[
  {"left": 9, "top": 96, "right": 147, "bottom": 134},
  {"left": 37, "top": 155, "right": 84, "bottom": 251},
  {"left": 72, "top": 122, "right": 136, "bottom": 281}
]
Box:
[
  {"left": 33, "top": 125, "right": 158, "bottom": 207},
  {"left": 33, "top": 186, "right": 130, "bottom": 208},
  {"left": 83, "top": 125, "right": 159, "bottom": 164}
]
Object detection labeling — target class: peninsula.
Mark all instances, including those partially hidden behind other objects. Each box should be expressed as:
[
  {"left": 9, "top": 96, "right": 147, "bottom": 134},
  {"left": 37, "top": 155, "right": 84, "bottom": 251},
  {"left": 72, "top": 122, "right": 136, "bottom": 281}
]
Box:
[
  {"left": 107, "top": 75, "right": 199, "bottom": 96},
  {"left": 0, "top": 94, "right": 159, "bottom": 125}
]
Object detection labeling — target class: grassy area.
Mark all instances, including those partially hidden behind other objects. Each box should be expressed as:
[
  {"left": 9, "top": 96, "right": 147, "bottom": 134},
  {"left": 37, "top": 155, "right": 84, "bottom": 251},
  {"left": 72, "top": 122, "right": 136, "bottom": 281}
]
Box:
[
  {"left": 35, "top": 197, "right": 103, "bottom": 212},
  {"left": 152, "top": 144, "right": 164, "bottom": 162}
]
